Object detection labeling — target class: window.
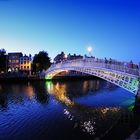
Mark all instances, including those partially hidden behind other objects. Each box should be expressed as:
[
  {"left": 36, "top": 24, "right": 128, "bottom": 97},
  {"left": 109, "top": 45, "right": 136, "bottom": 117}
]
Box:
[
  {"left": 24, "top": 66, "right": 26, "bottom": 69},
  {"left": 24, "top": 61, "right": 26, "bottom": 64},
  {"left": 27, "top": 66, "right": 29, "bottom": 69},
  {"left": 12, "top": 60, "right": 15, "bottom": 63},
  {"left": 16, "top": 60, "right": 19, "bottom": 63}
]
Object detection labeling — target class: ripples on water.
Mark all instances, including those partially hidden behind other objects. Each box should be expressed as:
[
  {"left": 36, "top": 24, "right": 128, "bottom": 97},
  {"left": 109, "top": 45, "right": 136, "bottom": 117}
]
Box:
[{"left": 0, "top": 79, "right": 140, "bottom": 140}]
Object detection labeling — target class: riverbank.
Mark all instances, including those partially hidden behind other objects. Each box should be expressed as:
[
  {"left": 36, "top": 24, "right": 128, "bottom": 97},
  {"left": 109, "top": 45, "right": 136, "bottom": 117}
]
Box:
[{"left": 0, "top": 75, "right": 98, "bottom": 83}]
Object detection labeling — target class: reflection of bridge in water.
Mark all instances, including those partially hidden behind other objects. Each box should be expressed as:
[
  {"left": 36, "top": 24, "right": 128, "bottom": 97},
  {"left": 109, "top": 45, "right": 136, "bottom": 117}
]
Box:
[{"left": 45, "top": 58, "right": 140, "bottom": 108}]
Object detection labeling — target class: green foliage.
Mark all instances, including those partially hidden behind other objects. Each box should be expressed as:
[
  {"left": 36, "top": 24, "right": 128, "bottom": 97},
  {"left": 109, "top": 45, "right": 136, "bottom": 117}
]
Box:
[{"left": 32, "top": 51, "right": 51, "bottom": 73}]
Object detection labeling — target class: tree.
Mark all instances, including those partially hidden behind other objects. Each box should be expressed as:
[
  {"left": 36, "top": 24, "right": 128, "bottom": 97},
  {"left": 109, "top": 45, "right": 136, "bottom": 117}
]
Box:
[
  {"left": 0, "top": 49, "right": 7, "bottom": 73},
  {"left": 32, "top": 51, "right": 51, "bottom": 73},
  {"left": 0, "top": 49, "right": 6, "bottom": 55}
]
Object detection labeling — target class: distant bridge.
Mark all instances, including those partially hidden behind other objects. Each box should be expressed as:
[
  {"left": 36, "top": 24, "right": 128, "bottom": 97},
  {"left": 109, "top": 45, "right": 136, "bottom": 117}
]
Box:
[{"left": 45, "top": 58, "right": 140, "bottom": 95}]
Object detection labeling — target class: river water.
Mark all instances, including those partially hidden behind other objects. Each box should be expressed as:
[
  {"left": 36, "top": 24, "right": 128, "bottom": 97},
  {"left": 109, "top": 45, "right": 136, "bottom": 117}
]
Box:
[{"left": 0, "top": 78, "right": 140, "bottom": 140}]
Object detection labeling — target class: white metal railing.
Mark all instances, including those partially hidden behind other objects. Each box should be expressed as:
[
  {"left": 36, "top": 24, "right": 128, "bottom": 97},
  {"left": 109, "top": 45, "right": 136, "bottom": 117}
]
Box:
[{"left": 47, "top": 58, "right": 139, "bottom": 76}]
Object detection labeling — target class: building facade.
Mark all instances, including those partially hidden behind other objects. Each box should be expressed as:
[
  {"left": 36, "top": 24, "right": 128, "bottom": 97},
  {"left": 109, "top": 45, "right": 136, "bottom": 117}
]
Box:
[
  {"left": 8, "top": 52, "right": 23, "bottom": 72},
  {"left": 19, "top": 55, "right": 32, "bottom": 74}
]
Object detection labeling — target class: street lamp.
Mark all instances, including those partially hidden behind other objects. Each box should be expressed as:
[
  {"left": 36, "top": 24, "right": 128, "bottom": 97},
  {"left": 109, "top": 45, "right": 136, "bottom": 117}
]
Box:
[
  {"left": 87, "top": 46, "right": 92, "bottom": 56},
  {"left": 64, "top": 54, "right": 68, "bottom": 59}
]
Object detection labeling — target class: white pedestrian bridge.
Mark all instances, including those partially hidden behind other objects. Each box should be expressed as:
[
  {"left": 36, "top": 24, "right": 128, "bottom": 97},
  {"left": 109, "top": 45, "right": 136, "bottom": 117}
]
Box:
[{"left": 45, "top": 58, "right": 140, "bottom": 95}]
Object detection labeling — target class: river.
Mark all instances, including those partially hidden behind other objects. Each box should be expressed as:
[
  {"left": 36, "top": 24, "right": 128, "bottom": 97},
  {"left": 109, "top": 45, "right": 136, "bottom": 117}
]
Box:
[{"left": 0, "top": 78, "right": 140, "bottom": 140}]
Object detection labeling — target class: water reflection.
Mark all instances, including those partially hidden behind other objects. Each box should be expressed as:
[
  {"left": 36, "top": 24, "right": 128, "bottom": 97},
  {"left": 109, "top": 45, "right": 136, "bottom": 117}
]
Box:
[
  {"left": 45, "top": 80, "right": 122, "bottom": 138},
  {"left": 33, "top": 82, "right": 49, "bottom": 104},
  {"left": 83, "top": 80, "right": 100, "bottom": 92},
  {"left": 0, "top": 92, "right": 7, "bottom": 108},
  {"left": 45, "top": 80, "right": 140, "bottom": 139},
  {"left": 0, "top": 82, "right": 49, "bottom": 110},
  {"left": 46, "top": 81, "right": 74, "bottom": 106},
  {"left": 24, "top": 83, "right": 34, "bottom": 99}
]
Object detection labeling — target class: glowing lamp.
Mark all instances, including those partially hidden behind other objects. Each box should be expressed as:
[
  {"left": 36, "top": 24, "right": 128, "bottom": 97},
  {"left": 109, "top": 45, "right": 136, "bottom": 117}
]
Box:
[
  {"left": 87, "top": 46, "right": 92, "bottom": 53},
  {"left": 64, "top": 54, "right": 68, "bottom": 59}
]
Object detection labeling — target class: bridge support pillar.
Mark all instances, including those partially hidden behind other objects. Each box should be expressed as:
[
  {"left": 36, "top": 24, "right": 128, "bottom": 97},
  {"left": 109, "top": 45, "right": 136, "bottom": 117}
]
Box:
[{"left": 134, "top": 81, "right": 140, "bottom": 113}]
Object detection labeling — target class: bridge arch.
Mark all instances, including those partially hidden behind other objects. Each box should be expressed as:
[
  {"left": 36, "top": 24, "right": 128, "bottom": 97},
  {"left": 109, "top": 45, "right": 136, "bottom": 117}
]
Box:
[{"left": 45, "top": 59, "right": 139, "bottom": 95}]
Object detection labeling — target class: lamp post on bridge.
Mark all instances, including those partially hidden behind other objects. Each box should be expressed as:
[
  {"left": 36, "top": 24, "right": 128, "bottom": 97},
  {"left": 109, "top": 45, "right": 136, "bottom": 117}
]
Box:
[
  {"left": 87, "top": 46, "right": 93, "bottom": 57},
  {"left": 64, "top": 54, "right": 68, "bottom": 59}
]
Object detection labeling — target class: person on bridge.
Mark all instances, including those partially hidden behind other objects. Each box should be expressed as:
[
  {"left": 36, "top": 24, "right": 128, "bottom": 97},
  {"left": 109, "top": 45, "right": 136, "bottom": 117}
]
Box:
[
  {"left": 105, "top": 57, "right": 108, "bottom": 63},
  {"left": 109, "top": 58, "right": 112, "bottom": 64}
]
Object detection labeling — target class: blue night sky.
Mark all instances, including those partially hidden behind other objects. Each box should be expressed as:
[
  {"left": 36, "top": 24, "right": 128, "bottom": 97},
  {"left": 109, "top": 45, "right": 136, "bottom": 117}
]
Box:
[{"left": 0, "top": 0, "right": 140, "bottom": 63}]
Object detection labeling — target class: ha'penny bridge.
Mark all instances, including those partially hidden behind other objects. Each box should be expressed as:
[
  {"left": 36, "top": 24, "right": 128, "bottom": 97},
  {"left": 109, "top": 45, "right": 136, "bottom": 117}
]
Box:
[{"left": 45, "top": 58, "right": 140, "bottom": 109}]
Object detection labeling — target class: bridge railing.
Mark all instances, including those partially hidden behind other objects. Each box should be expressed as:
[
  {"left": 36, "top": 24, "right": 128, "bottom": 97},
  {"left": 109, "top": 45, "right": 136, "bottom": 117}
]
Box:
[{"left": 48, "top": 58, "right": 139, "bottom": 76}]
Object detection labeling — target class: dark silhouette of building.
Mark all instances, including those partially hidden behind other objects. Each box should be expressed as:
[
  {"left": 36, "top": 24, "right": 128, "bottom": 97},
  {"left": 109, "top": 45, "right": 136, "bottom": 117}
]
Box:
[
  {"left": 53, "top": 52, "right": 65, "bottom": 63},
  {"left": 67, "top": 53, "right": 83, "bottom": 60},
  {"left": 54, "top": 52, "right": 83, "bottom": 63}
]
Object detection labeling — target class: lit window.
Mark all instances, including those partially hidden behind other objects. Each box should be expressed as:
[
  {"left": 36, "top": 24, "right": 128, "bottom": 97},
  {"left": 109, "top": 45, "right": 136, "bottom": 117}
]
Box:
[{"left": 12, "top": 60, "right": 15, "bottom": 63}]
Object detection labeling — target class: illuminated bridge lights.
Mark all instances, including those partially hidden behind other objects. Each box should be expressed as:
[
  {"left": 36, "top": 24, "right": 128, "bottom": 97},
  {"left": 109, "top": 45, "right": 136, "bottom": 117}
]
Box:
[{"left": 45, "top": 75, "right": 53, "bottom": 80}]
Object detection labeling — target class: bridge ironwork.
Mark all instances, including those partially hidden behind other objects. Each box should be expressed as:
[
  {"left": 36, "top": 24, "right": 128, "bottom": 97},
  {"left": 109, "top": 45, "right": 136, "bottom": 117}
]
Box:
[{"left": 45, "top": 58, "right": 140, "bottom": 95}]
